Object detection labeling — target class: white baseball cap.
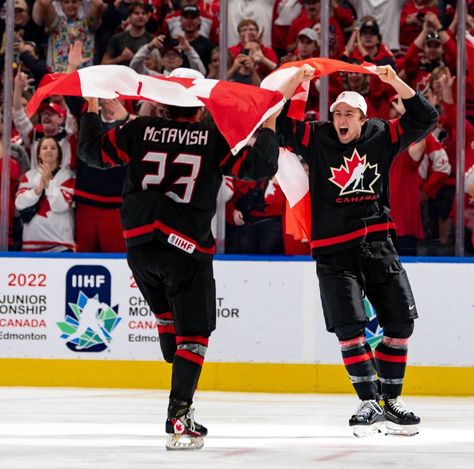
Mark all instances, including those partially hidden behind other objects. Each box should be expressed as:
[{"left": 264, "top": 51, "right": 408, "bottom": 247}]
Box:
[
  {"left": 297, "top": 28, "right": 318, "bottom": 43},
  {"left": 330, "top": 91, "right": 368, "bottom": 115},
  {"left": 169, "top": 68, "right": 204, "bottom": 80}
]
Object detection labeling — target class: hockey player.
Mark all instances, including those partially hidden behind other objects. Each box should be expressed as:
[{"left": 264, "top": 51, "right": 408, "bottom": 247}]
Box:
[
  {"left": 276, "top": 64, "right": 438, "bottom": 437},
  {"left": 77, "top": 75, "right": 281, "bottom": 450}
]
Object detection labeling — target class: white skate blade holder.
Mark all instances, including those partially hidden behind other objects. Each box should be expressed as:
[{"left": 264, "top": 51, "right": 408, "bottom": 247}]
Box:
[
  {"left": 166, "top": 433, "right": 204, "bottom": 450},
  {"left": 352, "top": 420, "right": 387, "bottom": 438},
  {"left": 385, "top": 421, "right": 419, "bottom": 437}
]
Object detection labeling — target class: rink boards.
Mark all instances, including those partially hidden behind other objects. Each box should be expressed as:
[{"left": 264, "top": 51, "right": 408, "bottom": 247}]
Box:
[{"left": 0, "top": 253, "right": 473, "bottom": 396}]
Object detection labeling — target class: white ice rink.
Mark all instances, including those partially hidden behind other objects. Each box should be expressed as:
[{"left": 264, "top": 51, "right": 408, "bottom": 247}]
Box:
[{"left": 1, "top": 387, "right": 473, "bottom": 469}]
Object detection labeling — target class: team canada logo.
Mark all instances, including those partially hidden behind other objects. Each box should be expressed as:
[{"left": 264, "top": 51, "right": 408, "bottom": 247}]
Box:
[{"left": 329, "top": 148, "right": 380, "bottom": 196}]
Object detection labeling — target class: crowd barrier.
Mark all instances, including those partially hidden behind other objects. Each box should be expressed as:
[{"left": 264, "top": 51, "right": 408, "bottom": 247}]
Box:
[{"left": 0, "top": 253, "right": 473, "bottom": 396}]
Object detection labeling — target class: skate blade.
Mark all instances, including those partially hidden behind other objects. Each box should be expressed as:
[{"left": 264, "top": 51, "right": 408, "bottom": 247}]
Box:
[
  {"left": 352, "top": 421, "right": 386, "bottom": 438},
  {"left": 385, "top": 422, "right": 419, "bottom": 437},
  {"left": 166, "top": 434, "right": 204, "bottom": 451}
]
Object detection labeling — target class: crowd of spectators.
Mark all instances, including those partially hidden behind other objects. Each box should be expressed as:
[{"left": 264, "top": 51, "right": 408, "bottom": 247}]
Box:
[{"left": 0, "top": 0, "right": 473, "bottom": 256}]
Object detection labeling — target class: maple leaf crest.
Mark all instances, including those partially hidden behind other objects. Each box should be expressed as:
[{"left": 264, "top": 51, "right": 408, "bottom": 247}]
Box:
[
  {"left": 329, "top": 148, "right": 380, "bottom": 196},
  {"left": 36, "top": 196, "right": 51, "bottom": 218}
]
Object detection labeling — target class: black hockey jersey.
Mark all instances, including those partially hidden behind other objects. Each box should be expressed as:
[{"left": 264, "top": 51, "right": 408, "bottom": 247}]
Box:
[
  {"left": 78, "top": 113, "right": 279, "bottom": 259},
  {"left": 277, "top": 92, "right": 438, "bottom": 257}
]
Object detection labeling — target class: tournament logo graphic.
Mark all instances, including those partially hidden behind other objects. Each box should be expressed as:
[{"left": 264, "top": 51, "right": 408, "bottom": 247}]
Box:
[
  {"left": 57, "top": 265, "right": 122, "bottom": 352},
  {"left": 329, "top": 148, "right": 380, "bottom": 195},
  {"left": 364, "top": 298, "right": 383, "bottom": 350}
]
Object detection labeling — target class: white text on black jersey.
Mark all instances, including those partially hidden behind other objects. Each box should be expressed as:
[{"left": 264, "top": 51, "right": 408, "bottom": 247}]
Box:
[{"left": 143, "top": 126, "right": 209, "bottom": 146}]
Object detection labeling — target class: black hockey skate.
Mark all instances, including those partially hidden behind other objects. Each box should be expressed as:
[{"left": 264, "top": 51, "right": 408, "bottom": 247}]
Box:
[
  {"left": 166, "top": 400, "right": 207, "bottom": 450},
  {"left": 349, "top": 399, "right": 385, "bottom": 437},
  {"left": 383, "top": 396, "right": 420, "bottom": 436}
]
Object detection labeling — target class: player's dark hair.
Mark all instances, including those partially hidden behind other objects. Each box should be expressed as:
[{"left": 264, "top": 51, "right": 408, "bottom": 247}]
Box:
[{"left": 165, "top": 105, "right": 203, "bottom": 120}]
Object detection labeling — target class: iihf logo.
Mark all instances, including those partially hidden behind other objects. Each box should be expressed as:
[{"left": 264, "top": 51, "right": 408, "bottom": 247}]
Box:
[
  {"left": 57, "top": 265, "right": 122, "bottom": 352},
  {"left": 329, "top": 148, "right": 380, "bottom": 195}
]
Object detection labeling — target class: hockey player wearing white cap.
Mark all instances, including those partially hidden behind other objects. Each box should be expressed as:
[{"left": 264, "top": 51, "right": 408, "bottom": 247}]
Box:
[{"left": 276, "top": 64, "right": 438, "bottom": 437}]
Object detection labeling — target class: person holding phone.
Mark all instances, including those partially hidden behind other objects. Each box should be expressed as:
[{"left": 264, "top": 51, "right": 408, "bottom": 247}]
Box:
[
  {"left": 228, "top": 19, "right": 278, "bottom": 78},
  {"left": 227, "top": 41, "right": 262, "bottom": 85},
  {"left": 399, "top": 0, "right": 439, "bottom": 53}
]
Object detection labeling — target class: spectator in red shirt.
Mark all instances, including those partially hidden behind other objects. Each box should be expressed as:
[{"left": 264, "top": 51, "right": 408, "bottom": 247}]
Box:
[
  {"left": 350, "top": 17, "right": 396, "bottom": 69},
  {"left": 280, "top": 27, "right": 318, "bottom": 63},
  {"left": 400, "top": 12, "right": 456, "bottom": 94},
  {"left": 272, "top": 0, "right": 304, "bottom": 59},
  {"left": 438, "top": 68, "right": 474, "bottom": 252},
  {"left": 399, "top": 0, "right": 439, "bottom": 54},
  {"left": 228, "top": 19, "right": 278, "bottom": 78},
  {"left": 341, "top": 30, "right": 396, "bottom": 118},
  {"left": 287, "top": 0, "right": 352, "bottom": 55}
]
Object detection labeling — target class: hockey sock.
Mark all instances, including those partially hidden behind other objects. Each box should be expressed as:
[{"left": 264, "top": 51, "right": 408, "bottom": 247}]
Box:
[
  {"left": 170, "top": 335, "right": 209, "bottom": 405},
  {"left": 339, "top": 336, "right": 379, "bottom": 400},
  {"left": 375, "top": 336, "right": 409, "bottom": 398},
  {"left": 155, "top": 311, "right": 176, "bottom": 363}
]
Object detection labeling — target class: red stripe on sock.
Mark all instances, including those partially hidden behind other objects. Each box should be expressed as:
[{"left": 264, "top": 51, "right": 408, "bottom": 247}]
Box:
[
  {"left": 343, "top": 352, "right": 373, "bottom": 366},
  {"left": 158, "top": 325, "right": 176, "bottom": 334},
  {"left": 176, "top": 349, "right": 204, "bottom": 366},
  {"left": 375, "top": 351, "right": 407, "bottom": 363}
]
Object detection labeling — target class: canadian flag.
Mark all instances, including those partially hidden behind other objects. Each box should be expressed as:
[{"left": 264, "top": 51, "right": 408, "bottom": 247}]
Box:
[
  {"left": 275, "top": 147, "right": 311, "bottom": 242},
  {"left": 26, "top": 65, "right": 285, "bottom": 155},
  {"left": 27, "top": 60, "right": 378, "bottom": 244}
]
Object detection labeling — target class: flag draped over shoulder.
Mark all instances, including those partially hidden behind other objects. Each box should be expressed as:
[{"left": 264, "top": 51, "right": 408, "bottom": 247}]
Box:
[
  {"left": 262, "top": 58, "right": 377, "bottom": 243},
  {"left": 25, "top": 65, "right": 284, "bottom": 154}
]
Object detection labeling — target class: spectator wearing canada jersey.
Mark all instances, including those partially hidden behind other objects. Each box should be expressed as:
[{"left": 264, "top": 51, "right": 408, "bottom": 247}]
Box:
[
  {"left": 77, "top": 69, "right": 280, "bottom": 451},
  {"left": 276, "top": 64, "right": 438, "bottom": 437},
  {"left": 15, "top": 136, "right": 75, "bottom": 252},
  {"left": 400, "top": 12, "right": 456, "bottom": 95},
  {"left": 388, "top": 95, "right": 450, "bottom": 255}
]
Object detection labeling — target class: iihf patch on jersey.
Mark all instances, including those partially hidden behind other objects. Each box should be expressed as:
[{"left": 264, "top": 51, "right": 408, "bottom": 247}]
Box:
[
  {"left": 329, "top": 148, "right": 380, "bottom": 196},
  {"left": 57, "top": 265, "right": 122, "bottom": 352},
  {"left": 168, "top": 233, "right": 196, "bottom": 253}
]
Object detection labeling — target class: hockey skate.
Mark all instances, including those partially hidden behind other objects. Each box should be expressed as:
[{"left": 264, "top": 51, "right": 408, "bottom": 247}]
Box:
[
  {"left": 383, "top": 396, "right": 420, "bottom": 436},
  {"left": 349, "top": 399, "right": 385, "bottom": 437},
  {"left": 166, "top": 401, "right": 207, "bottom": 450}
]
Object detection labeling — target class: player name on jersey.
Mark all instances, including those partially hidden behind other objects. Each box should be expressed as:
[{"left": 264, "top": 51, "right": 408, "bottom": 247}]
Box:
[{"left": 143, "top": 127, "right": 209, "bottom": 146}]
